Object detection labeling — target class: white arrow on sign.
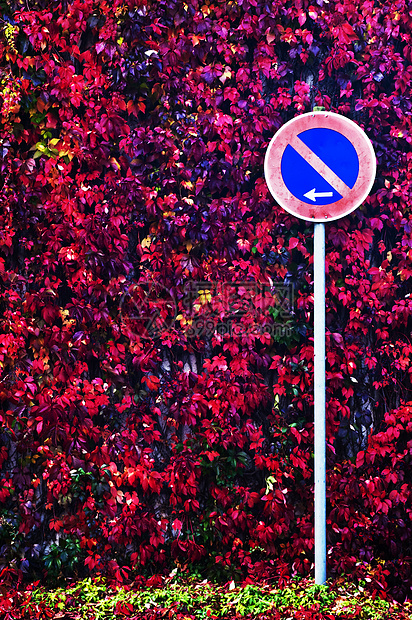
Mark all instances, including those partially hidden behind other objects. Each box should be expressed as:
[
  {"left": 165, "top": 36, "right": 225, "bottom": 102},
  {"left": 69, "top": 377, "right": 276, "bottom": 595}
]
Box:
[{"left": 304, "top": 188, "right": 334, "bottom": 202}]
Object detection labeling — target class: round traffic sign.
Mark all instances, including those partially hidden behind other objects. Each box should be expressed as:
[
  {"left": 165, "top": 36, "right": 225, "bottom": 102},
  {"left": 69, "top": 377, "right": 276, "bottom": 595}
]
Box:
[{"left": 264, "top": 111, "right": 376, "bottom": 222}]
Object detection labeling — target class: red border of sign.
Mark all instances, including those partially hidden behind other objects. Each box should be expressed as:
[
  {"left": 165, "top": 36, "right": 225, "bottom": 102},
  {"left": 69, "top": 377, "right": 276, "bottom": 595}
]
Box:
[{"left": 264, "top": 111, "right": 377, "bottom": 222}]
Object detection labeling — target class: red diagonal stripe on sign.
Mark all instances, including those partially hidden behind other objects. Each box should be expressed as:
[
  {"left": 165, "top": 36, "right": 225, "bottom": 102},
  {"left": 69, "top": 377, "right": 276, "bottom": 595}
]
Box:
[{"left": 289, "top": 135, "right": 352, "bottom": 198}]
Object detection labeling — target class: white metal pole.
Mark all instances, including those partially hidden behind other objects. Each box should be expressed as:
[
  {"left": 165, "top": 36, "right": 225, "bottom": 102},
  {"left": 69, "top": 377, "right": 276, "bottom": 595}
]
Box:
[{"left": 314, "top": 222, "right": 326, "bottom": 585}]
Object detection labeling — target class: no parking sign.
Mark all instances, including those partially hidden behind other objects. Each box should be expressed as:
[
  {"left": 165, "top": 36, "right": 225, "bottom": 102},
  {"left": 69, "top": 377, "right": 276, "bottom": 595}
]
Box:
[
  {"left": 264, "top": 111, "right": 376, "bottom": 222},
  {"left": 264, "top": 111, "right": 376, "bottom": 585}
]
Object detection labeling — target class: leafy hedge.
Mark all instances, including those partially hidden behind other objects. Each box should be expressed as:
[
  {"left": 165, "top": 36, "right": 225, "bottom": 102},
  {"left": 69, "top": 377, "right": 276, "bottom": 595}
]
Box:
[
  {"left": 0, "top": 0, "right": 412, "bottom": 601},
  {"left": 1, "top": 575, "right": 411, "bottom": 620}
]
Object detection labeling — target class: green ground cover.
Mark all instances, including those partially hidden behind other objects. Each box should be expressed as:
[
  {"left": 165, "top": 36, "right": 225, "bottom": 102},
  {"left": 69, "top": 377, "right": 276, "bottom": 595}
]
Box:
[{"left": 3, "top": 575, "right": 411, "bottom": 620}]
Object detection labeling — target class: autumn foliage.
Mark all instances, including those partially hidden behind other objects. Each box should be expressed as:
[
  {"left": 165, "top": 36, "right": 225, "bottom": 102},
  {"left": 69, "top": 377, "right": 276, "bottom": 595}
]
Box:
[{"left": 0, "top": 0, "right": 412, "bottom": 603}]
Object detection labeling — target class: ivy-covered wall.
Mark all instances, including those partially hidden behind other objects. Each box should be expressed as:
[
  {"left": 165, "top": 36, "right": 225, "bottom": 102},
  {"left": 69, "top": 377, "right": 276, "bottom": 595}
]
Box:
[{"left": 0, "top": 0, "right": 412, "bottom": 600}]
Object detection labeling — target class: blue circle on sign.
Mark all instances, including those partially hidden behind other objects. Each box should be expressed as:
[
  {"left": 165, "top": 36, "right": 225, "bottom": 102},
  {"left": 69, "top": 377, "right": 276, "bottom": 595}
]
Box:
[{"left": 281, "top": 128, "right": 360, "bottom": 206}]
